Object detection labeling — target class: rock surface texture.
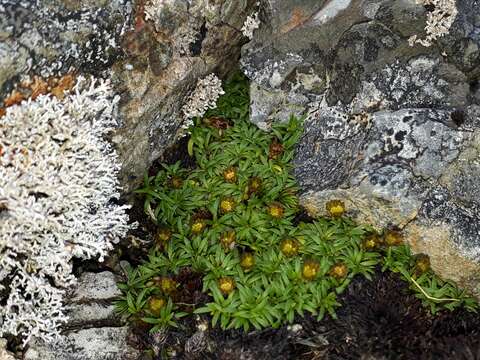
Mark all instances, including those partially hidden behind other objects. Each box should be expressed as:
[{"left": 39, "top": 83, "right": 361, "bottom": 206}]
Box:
[
  {"left": 23, "top": 272, "right": 140, "bottom": 360},
  {"left": 111, "top": 0, "right": 256, "bottom": 191},
  {"left": 0, "top": 338, "right": 16, "bottom": 360},
  {"left": 241, "top": 0, "right": 480, "bottom": 298},
  {"left": 0, "top": 0, "right": 256, "bottom": 192}
]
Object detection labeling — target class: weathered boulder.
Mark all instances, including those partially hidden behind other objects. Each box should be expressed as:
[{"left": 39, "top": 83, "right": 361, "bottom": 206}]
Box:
[
  {"left": 108, "top": 0, "right": 256, "bottom": 192},
  {"left": 23, "top": 272, "right": 137, "bottom": 360},
  {"left": 23, "top": 327, "right": 139, "bottom": 360},
  {"left": 0, "top": 338, "right": 16, "bottom": 360},
  {"left": 0, "top": 0, "right": 256, "bottom": 193},
  {"left": 241, "top": 0, "right": 480, "bottom": 298},
  {"left": 66, "top": 271, "right": 124, "bottom": 328}
]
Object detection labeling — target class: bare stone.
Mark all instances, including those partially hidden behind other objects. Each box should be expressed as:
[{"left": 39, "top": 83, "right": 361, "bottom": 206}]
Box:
[
  {"left": 23, "top": 327, "right": 140, "bottom": 360},
  {"left": 70, "top": 272, "right": 121, "bottom": 302},
  {"left": 0, "top": 338, "right": 16, "bottom": 360},
  {"left": 66, "top": 303, "right": 120, "bottom": 327}
]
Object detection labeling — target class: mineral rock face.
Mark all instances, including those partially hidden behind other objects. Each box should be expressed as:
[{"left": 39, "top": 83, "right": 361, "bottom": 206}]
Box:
[
  {"left": 23, "top": 272, "right": 138, "bottom": 360},
  {"left": 241, "top": 0, "right": 480, "bottom": 298},
  {"left": 0, "top": 0, "right": 256, "bottom": 193},
  {"left": 112, "top": 0, "right": 255, "bottom": 191}
]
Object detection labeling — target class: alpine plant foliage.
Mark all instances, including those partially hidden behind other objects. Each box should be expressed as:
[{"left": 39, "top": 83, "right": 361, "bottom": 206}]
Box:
[{"left": 0, "top": 76, "right": 132, "bottom": 345}]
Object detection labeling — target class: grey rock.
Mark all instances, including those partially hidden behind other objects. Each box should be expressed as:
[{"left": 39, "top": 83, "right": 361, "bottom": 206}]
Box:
[
  {"left": 0, "top": 338, "right": 16, "bottom": 360},
  {"left": 65, "top": 272, "right": 122, "bottom": 327},
  {"left": 66, "top": 302, "right": 120, "bottom": 327},
  {"left": 242, "top": 0, "right": 480, "bottom": 297},
  {"left": 23, "top": 272, "right": 128, "bottom": 359},
  {"left": 23, "top": 327, "right": 140, "bottom": 360},
  {"left": 0, "top": 0, "right": 131, "bottom": 88},
  {"left": 70, "top": 271, "right": 122, "bottom": 302},
  {"left": 111, "top": 0, "right": 256, "bottom": 192},
  {"left": 0, "top": 40, "right": 29, "bottom": 91}
]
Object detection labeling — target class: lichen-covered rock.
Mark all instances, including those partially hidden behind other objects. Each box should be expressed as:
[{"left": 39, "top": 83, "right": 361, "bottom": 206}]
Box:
[
  {"left": 0, "top": 0, "right": 257, "bottom": 193},
  {"left": 0, "top": 0, "right": 130, "bottom": 91},
  {"left": 23, "top": 327, "right": 140, "bottom": 360},
  {"left": 66, "top": 272, "right": 123, "bottom": 328},
  {"left": 24, "top": 272, "right": 131, "bottom": 360},
  {"left": 70, "top": 272, "right": 122, "bottom": 303},
  {"left": 0, "top": 338, "right": 16, "bottom": 360},
  {"left": 241, "top": 0, "right": 480, "bottom": 298},
  {"left": 113, "top": 0, "right": 256, "bottom": 192}
]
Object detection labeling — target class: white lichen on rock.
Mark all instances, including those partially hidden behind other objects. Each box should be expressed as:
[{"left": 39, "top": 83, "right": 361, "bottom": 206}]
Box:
[
  {"left": 181, "top": 73, "right": 224, "bottom": 125},
  {"left": 0, "top": 77, "right": 132, "bottom": 346},
  {"left": 409, "top": 0, "right": 458, "bottom": 47},
  {"left": 144, "top": 0, "right": 175, "bottom": 22},
  {"left": 241, "top": 12, "right": 260, "bottom": 39},
  {"left": 143, "top": 0, "right": 217, "bottom": 55}
]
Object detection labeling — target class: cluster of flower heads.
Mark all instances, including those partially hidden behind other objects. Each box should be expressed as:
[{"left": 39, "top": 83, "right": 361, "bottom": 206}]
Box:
[
  {"left": 181, "top": 73, "right": 225, "bottom": 126},
  {"left": 0, "top": 76, "right": 133, "bottom": 345},
  {"left": 409, "top": 0, "right": 458, "bottom": 47}
]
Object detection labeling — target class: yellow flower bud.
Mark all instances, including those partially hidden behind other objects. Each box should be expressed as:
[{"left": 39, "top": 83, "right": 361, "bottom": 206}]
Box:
[
  {"left": 191, "top": 219, "right": 206, "bottom": 234},
  {"left": 363, "top": 234, "right": 381, "bottom": 250},
  {"left": 267, "top": 202, "right": 284, "bottom": 219},
  {"left": 325, "top": 200, "right": 345, "bottom": 218},
  {"left": 302, "top": 259, "right": 320, "bottom": 281},
  {"left": 240, "top": 253, "right": 255, "bottom": 271},
  {"left": 220, "top": 197, "right": 236, "bottom": 213},
  {"left": 155, "top": 276, "right": 177, "bottom": 294},
  {"left": 155, "top": 227, "right": 172, "bottom": 245},
  {"left": 218, "top": 277, "right": 235, "bottom": 295},
  {"left": 148, "top": 296, "right": 166, "bottom": 316},
  {"left": 280, "top": 238, "right": 300, "bottom": 257},
  {"left": 415, "top": 254, "right": 430, "bottom": 274},
  {"left": 247, "top": 176, "right": 262, "bottom": 194}
]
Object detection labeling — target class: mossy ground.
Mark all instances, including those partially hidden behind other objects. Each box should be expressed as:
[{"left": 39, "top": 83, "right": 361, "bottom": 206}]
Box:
[{"left": 117, "top": 72, "right": 479, "bottom": 359}]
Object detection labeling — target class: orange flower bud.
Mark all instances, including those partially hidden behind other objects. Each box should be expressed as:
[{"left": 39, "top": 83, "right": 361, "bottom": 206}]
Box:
[
  {"left": 223, "top": 166, "right": 237, "bottom": 183},
  {"left": 384, "top": 230, "right": 403, "bottom": 246},
  {"left": 329, "top": 262, "right": 348, "bottom": 279}
]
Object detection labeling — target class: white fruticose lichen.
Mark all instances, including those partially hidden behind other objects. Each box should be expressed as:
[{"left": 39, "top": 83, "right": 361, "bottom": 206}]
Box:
[
  {"left": 409, "top": 0, "right": 458, "bottom": 47},
  {"left": 0, "top": 76, "right": 133, "bottom": 346},
  {"left": 241, "top": 12, "right": 260, "bottom": 39},
  {"left": 181, "top": 73, "right": 224, "bottom": 126}
]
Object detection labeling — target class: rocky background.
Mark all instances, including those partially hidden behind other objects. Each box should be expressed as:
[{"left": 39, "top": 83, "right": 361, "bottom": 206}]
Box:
[{"left": 1, "top": 0, "right": 480, "bottom": 358}]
